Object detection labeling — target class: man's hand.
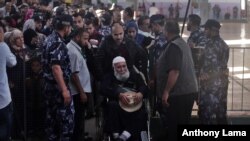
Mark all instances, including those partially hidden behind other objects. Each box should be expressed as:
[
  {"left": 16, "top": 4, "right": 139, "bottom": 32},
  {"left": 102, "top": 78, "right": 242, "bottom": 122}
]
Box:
[
  {"left": 119, "top": 93, "right": 130, "bottom": 105},
  {"left": 80, "top": 92, "right": 88, "bottom": 103},
  {"left": 162, "top": 91, "right": 170, "bottom": 107},
  {"left": 134, "top": 92, "right": 143, "bottom": 105},
  {"left": 62, "top": 89, "right": 71, "bottom": 106}
]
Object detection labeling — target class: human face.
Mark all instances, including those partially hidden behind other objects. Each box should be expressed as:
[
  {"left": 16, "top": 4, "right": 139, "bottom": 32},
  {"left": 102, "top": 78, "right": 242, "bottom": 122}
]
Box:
[
  {"left": 65, "top": 26, "right": 72, "bottom": 36},
  {"left": 114, "top": 62, "right": 130, "bottom": 81},
  {"left": 80, "top": 32, "right": 90, "bottom": 47},
  {"left": 14, "top": 34, "right": 24, "bottom": 47},
  {"left": 113, "top": 11, "right": 121, "bottom": 23},
  {"left": 150, "top": 23, "right": 159, "bottom": 34},
  {"left": 35, "top": 21, "right": 42, "bottom": 31},
  {"left": 127, "top": 27, "right": 137, "bottom": 40},
  {"left": 187, "top": 20, "right": 192, "bottom": 31},
  {"left": 114, "top": 62, "right": 128, "bottom": 75},
  {"left": 112, "top": 24, "right": 124, "bottom": 45},
  {"left": 141, "top": 19, "right": 150, "bottom": 32},
  {"left": 73, "top": 16, "right": 84, "bottom": 28},
  {"left": 30, "top": 36, "right": 38, "bottom": 46},
  {"left": 204, "top": 28, "right": 212, "bottom": 38},
  {"left": 5, "top": 2, "right": 12, "bottom": 12},
  {"left": 85, "top": 23, "right": 95, "bottom": 35}
]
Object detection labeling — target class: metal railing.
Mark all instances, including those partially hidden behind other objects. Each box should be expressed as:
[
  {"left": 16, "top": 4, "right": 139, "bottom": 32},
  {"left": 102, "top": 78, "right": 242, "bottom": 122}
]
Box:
[
  {"left": 228, "top": 47, "right": 250, "bottom": 111},
  {"left": 192, "top": 47, "right": 250, "bottom": 112}
]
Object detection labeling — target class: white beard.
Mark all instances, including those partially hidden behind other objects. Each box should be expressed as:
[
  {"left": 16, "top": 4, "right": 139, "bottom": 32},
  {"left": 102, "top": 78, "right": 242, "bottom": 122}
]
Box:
[{"left": 114, "top": 70, "right": 130, "bottom": 82}]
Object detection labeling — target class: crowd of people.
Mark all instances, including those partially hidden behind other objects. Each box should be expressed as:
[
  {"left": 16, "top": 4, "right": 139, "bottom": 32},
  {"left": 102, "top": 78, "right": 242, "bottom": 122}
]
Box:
[{"left": 0, "top": 0, "right": 230, "bottom": 141}]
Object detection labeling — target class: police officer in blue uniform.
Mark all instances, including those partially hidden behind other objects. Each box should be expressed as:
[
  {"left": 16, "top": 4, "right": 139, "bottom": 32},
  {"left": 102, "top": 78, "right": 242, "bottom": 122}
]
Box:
[
  {"left": 148, "top": 14, "right": 167, "bottom": 115},
  {"left": 198, "top": 19, "right": 229, "bottom": 124},
  {"left": 148, "top": 14, "right": 167, "bottom": 83},
  {"left": 41, "top": 14, "right": 75, "bottom": 141}
]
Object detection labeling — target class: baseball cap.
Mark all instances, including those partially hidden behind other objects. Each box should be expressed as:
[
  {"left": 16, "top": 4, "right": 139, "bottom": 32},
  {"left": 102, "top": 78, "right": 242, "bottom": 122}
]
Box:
[
  {"left": 55, "top": 14, "right": 73, "bottom": 26},
  {"left": 201, "top": 19, "right": 221, "bottom": 29},
  {"left": 33, "top": 14, "right": 43, "bottom": 23}
]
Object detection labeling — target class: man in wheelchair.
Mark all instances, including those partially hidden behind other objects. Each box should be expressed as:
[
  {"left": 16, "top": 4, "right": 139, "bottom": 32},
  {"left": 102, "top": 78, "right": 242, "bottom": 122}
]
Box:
[{"left": 100, "top": 56, "right": 148, "bottom": 141}]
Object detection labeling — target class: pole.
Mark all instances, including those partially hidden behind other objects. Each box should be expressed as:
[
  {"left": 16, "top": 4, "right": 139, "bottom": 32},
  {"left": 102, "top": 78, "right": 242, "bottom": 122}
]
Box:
[{"left": 181, "top": 0, "right": 191, "bottom": 37}]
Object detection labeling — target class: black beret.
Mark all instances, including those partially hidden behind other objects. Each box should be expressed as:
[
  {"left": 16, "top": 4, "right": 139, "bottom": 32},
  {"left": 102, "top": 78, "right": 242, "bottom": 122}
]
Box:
[
  {"left": 202, "top": 19, "right": 221, "bottom": 29},
  {"left": 150, "top": 14, "right": 165, "bottom": 24}
]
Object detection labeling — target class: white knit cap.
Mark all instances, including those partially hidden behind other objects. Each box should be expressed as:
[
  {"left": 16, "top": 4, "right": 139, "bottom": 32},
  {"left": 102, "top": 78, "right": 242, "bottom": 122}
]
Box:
[{"left": 112, "top": 56, "right": 126, "bottom": 64}]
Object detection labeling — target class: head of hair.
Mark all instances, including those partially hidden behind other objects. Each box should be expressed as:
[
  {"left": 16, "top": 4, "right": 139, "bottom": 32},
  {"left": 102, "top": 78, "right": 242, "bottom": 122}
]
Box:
[
  {"left": 164, "top": 20, "right": 180, "bottom": 34},
  {"left": 188, "top": 14, "right": 201, "bottom": 26},
  {"left": 9, "top": 29, "right": 23, "bottom": 45},
  {"left": 100, "top": 13, "right": 112, "bottom": 26},
  {"left": 124, "top": 7, "right": 134, "bottom": 18},
  {"left": 137, "top": 15, "right": 149, "bottom": 27},
  {"left": 23, "top": 28, "right": 37, "bottom": 47},
  {"left": 150, "top": 14, "right": 165, "bottom": 26},
  {"left": 71, "top": 27, "right": 89, "bottom": 38},
  {"left": 111, "top": 22, "right": 123, "bottom": 31},
  {"left": 73, "top": 12, "right": 84, "bottom": 19}
]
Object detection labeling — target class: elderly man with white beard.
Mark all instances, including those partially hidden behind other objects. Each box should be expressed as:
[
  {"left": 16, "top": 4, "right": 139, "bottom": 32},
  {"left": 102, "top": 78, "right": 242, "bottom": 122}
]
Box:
[{"left": 100, "top": 56, "right": 148, "bottom": 141}]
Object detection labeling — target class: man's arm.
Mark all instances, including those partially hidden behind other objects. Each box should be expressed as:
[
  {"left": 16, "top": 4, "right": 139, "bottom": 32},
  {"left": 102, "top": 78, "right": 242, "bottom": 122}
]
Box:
[
  {"left": 52, "top": 64, "right": 71, "bottom": 105},
  {"left": 5, "top": 43, "right": 17, "bottom": 67},
  {"left": 161, "top": 44, "right": 182, "bottom": 106},
  {"left": 71, "top": 73, "right": 87, "bottom": 103},
  {"left": 162, "top": 70, "right": 179, "bottom": 106}
]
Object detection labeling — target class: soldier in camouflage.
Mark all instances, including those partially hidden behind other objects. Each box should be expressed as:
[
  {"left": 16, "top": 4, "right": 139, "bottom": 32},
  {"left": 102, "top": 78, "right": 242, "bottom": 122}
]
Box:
[
  {"left": 41, "top": 14, "right": 75, "bottom": 141},
  {"left": 198, "top": 19, "right": 229, "bottom": 124},
  {"left": 148, "top": 14, "right": 167, "bottom": 115},
  {"left": 187, "top": 14, "right": 208, "bottom": 106},
  {"left": 148, "top": 14, "right": 167, "bottom": 83},
  {"left": 187, "top": 14, "right": 207, "bottom": 48}
]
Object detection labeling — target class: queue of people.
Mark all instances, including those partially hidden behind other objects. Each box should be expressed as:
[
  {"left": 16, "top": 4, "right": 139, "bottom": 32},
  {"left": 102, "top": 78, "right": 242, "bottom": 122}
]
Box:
[{"left": 0, "top": 1, "right": 229, "bottom": 141}]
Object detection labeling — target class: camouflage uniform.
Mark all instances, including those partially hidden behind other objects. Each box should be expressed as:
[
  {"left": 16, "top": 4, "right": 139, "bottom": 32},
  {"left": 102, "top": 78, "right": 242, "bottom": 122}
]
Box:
[
  {"left": 187, "top": 28, "right": 207, "bottom": 72},
  {"left": 42, "top": 31, "right": 75, "bottom": 141},
  {"left": 198, "top": 35, "right": 229, "bottom": 124},
  {"left": 187, "top": 28, "right": 207, "bottom": 47},
  {"left": 148, "top": 32, "right": 167, "bottom": 80}
]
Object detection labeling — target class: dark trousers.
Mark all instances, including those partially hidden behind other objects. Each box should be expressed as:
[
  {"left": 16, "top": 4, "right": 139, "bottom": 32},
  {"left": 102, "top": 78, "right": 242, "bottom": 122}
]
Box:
[
  {"left": 161, "top": 93, "right": 195, "bottom": 141},
  {"left": 72, "top": 94, "right": 86, "bottom": 141},
  {"left": 0, "top": 103, "right": 13, "bottom": 141}
]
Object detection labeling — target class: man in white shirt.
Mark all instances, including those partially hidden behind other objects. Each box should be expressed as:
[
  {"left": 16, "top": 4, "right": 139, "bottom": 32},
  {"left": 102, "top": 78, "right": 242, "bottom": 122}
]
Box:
[
  {"left": 0, "top": 21, "right": 17, "bottom": 141},
  {"left": 148, "top": 2, "right": 160, "bottom": 17},
  {"left": 67, "top": 28, "right": 91, "bottom": 141}
]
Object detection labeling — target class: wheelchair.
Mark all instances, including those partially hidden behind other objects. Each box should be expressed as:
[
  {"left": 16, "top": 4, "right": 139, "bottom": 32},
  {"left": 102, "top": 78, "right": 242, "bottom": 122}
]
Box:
[{"left": 94, "top": 96, "right": 152, "bottom": 141}]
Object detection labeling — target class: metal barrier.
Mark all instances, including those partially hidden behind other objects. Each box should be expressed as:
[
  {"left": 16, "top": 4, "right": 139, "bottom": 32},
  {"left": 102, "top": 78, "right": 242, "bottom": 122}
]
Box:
[
  {"left": 192, "top": 47, "right": 250, "bottom": 112},
  {"left": 228, "top": 47, "right": 250, "bottom": 111}
]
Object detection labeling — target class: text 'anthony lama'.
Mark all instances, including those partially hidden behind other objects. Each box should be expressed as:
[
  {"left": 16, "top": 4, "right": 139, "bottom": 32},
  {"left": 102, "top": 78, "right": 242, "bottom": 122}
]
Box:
[{"left": 182, "top": 129, "right": 247, "bottom": 138}]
